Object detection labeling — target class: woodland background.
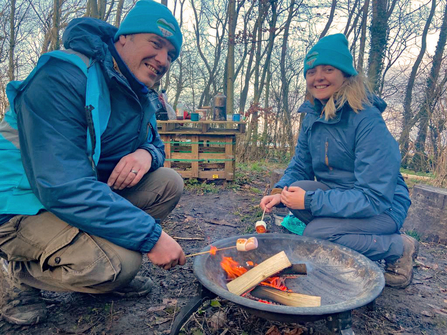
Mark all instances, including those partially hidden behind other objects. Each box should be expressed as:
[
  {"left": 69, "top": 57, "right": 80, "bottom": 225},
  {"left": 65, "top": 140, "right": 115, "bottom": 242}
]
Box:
[{"left": 1, "top": 0, "right": 447, "bottom": 183}]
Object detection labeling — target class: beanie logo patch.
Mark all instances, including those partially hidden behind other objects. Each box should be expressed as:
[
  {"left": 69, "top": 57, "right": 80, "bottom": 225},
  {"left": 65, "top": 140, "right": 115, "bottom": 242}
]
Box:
[
  {"left": 306, "top": 51, "right": 319, "bottom": 67},
  {"left": 157, "top": 19, "right": 175, "bottom": 38}
]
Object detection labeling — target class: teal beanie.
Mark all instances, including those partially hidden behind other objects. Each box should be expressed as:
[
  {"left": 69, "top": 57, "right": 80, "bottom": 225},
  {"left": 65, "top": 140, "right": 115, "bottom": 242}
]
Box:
[
  {"left": 303, "top": 33, "right": 357, "bottom": 78},
  {"left": 115, "top": 0, "right": 182, "bottom": 61}
]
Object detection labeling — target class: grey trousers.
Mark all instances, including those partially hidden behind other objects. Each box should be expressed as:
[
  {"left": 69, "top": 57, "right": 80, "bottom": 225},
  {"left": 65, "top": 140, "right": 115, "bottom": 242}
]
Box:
[
  {"left": 0, "top": 167, "right": 183, "bottom": 293},
  {"left": 289, "top": 180, "right": 404, "bottom": 262}
]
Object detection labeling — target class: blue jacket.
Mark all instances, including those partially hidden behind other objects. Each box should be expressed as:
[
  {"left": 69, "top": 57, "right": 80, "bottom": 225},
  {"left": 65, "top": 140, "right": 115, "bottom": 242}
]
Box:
[
  {"left": 0, "top": 18, "right": 166, "bottom": 253},
  {"left": 276, "top": 97, "right": 411, "bottom": 229}
]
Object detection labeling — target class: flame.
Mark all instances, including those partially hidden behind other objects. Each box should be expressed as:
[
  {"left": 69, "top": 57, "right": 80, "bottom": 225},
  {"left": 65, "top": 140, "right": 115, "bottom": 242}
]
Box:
[
  {"left": 221, "top": 257, "right": 290, "bottom": 293},
  {"left": 209, "top": 245, "right": 218, "bottom": 256},
  {"left": 221, "top": 257, "right": 247, "bottom": 280}
]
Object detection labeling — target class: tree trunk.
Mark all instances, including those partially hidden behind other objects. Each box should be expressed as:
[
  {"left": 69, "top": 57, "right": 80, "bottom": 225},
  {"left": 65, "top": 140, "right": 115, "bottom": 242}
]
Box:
[
  {"left": 114, "top": 0, "right": 125, "bottom": 27},
  {"left": 8, "top": 0, "right": 16, "bottom": 82},
  {"left": 357, "top": 0, "right": 369, "bottom": 71},
  {"left": 400, "top": 0, "right": 437, "bottom": 166},
  {"left": 411, "top": 2, "right": 447, "bottom": 171},
  {"left": 280, "top": 0, "right": 295, "bottom": 156},
  {"left": 319, "top": 0, "right": 336, "bottom": 39},
  {"left": 226, "top": 0, "right": 236, "bottom": 116},
  {"left": 50, "top": 0, "right": 61, "bottom": 51},
  {"left": 367, "top": 0, "right": 388, "bottom": 93}
]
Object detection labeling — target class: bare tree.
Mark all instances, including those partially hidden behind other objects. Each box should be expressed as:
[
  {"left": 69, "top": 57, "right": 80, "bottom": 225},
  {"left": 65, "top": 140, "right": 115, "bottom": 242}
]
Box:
[
  {"left": 411, "top": 1, "right": 447, "bottom": 171},
  {"left": 367, "top": 0, "right": 397, "bottom": 94},
  {"left": 399, "top": 0, "right": 437, "bottom": 166}
]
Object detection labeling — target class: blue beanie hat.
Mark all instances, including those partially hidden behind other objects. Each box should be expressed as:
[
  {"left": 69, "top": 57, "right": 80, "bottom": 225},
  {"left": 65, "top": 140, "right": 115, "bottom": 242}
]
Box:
[
  {"left": 115, "top": 0, "right": 182, "bottom": 61},
  {"left": 303, "top": 33, "right": 357, "bottom": 78}
]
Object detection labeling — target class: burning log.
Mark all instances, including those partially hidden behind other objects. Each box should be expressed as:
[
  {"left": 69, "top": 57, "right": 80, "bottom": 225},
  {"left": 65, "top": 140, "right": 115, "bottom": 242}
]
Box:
[
  {"left": 226, "top": 251, "right": 292, "bottom": 296},
  {"left": 250, "top": 286, "right": 321, "bottom": 307}
]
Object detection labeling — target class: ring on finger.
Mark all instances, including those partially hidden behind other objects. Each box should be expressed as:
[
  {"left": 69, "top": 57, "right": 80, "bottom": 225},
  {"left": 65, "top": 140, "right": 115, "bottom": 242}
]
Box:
[{"left": 131, "top": 169, "right": 138, "bottom": 175}]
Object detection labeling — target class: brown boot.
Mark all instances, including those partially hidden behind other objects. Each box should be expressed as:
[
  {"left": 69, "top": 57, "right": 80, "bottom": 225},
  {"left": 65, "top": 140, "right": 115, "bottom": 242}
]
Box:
[{"left": 384, "top": 235, "right": 419, "bottom": 289}]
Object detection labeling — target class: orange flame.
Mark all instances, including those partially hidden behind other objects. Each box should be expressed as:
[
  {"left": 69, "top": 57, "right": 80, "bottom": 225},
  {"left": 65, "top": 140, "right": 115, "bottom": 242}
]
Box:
[
  {"left": 221, "top": 257, "right": 248, "bottom": 280},
  {"left": 209, "top": 245, "right": 218, "bottom": 256},
  {"left": 220, "top": 257, "right": 290, "bottom": 293}
]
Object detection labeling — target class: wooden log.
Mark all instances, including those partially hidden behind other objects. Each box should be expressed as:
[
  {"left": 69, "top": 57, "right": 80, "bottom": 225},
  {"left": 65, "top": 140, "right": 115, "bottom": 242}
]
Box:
[
  {"left": 279, "top": 263, "right": 308, "bottom": 276},
  {"left": 226, "top": 251, "right": 292, "bottom": 296},
  {"left": 250, "top": 286, "right": 321, "bottom": 307}
]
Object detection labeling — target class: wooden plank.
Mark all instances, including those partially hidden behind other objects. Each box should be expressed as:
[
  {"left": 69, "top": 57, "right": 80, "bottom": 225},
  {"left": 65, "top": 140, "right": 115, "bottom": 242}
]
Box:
[
  {"left": 191, "top": 135, "right": 199, "bottom": 178},
  {"left": 225, "top": 136, "right": 235, "bottom": 180},
  {"left": 161, "top": 135, "right": 172, "bottom": 168},
  {"left": 250, "top": 286, "right": 321, "bottom": 307},
  {"left": 226, "top": 251, "right": 292, "bottom": 296},
  {"left": 168, "top": 152, "right": 228, "bottom": 160}
]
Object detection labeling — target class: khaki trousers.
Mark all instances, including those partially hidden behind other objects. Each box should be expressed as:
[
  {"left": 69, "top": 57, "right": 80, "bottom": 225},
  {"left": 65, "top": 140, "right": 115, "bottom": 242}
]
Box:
[{"left": 0, "top": 168, "right": 183, "bottom": 293}]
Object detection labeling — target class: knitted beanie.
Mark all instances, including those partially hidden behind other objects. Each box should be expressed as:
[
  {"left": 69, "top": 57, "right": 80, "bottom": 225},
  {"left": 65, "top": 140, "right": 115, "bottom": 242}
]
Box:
[
  {"left": 115, "top": 0, "right": 182, "bottom": 61},
  {"left": 303, "top": 33, "right": 357, "bottom": 77}
]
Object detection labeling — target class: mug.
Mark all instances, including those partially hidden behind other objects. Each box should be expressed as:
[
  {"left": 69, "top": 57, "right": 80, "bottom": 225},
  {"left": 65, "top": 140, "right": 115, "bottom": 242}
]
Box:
[
  {"left": 191, "top": 113, "right": 200, "bottom": 121},
  {"left": 232, "top": 114, "right": 241, "bottom": 122}
]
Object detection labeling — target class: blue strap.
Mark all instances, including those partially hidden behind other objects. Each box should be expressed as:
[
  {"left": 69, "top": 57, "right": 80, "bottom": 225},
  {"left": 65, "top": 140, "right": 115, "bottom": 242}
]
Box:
[
  {"left": 85, "top": 61, "right": 111, "bottom": 166},
  {"left": 6, "top": 50, "right": 110, "bottom": 168},
  {"left": 6, "top": 51, "right": 88, "bottom": 120}
]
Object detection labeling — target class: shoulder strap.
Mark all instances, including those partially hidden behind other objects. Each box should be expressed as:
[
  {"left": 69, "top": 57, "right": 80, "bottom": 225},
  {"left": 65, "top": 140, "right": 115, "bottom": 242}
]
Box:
[{"left": 6, "top": 50, "right": 111, "bottom": 169}]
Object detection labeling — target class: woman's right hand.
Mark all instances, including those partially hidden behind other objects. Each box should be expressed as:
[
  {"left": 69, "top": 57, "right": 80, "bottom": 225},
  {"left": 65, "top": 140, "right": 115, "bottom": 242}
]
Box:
[{"left": 260, "top": 194, "right": 282, "bottom": 213}]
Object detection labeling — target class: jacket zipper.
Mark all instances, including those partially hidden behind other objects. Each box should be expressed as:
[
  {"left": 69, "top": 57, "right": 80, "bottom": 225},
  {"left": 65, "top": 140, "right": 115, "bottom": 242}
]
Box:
[{"left": 325, "top": 140, "right": 333, "bottom": 171}]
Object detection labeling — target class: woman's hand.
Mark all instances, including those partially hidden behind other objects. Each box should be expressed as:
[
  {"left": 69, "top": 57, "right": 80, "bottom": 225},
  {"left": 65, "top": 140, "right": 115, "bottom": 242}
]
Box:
[
  {"left": 260, "top": 194, "right": 281, "bottom": 213},
  {"left": 280, "top": 186, "right": 306, "bottom": 210},
  {"left": 107, "top": 149, "right": 152, "bottom": 190}
]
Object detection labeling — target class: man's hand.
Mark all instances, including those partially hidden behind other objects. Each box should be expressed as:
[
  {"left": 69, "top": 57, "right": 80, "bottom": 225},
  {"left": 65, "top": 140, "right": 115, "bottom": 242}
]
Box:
[
  {"left": 147, "top": 231, "right": 186, "bottom": 270},
  {"left": 280, "top": 186, "right": 306, "bottom": 210},
  {"left": 260, "top": 194, "right": 282, "bottom": 213},
  {"left": 108, "top": 149, "right": 152, "bottom": 190}
]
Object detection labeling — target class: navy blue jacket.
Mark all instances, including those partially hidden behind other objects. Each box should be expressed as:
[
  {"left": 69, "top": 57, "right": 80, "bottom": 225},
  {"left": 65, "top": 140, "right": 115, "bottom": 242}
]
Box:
[
  {"left": 11, "top": 18, "right": 166, "bottom": 252},
  {"left": 276, "top": 97, "right": 411, "bottom": 229}
]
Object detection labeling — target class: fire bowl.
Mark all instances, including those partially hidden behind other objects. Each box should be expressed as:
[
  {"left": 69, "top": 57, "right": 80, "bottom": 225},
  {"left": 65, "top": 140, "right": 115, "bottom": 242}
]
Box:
[{"left": 193, "top": 233, "right": 385, "bottom": 317}]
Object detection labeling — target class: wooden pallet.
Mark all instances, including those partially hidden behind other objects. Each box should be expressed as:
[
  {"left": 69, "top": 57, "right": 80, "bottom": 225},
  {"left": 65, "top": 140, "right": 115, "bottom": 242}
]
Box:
[
  {"left": 160, "top": 134, "right": 236, "bottom": 180},
  {"left": 157, "top": 120, "right": 245, "bottom": 135}
]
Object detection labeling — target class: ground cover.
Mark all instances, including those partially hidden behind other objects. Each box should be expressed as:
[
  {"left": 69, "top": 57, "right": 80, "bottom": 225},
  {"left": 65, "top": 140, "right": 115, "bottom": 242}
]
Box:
[{"left": 0, "top": 166, "right": 446, "bottom": 334}]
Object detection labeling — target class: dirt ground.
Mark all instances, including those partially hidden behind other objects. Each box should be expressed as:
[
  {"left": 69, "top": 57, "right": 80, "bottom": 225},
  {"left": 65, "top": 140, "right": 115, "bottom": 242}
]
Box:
[{"left": 1, "top": 168, "right": 447, "bottom": 335}]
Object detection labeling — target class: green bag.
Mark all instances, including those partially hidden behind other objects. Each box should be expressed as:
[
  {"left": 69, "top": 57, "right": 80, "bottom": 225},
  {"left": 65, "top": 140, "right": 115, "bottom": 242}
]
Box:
[{"left": 281, "top": 215, "right": 306, "bottom": 235}]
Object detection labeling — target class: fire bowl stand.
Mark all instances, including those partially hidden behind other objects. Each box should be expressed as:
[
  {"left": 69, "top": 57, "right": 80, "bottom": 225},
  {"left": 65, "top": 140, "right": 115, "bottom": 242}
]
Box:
[{"left": 170, "top": 284, "right": 375, "bottom": 335}]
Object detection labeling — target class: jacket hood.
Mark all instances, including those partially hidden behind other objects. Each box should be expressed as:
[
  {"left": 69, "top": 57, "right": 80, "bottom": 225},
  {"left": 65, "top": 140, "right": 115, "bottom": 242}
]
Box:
[
  {"left": 63, "top": 18, "right": 118, "bottom": 61},
  {"left": 370, "top": 94, "right": 387, "bottom": 113},
  {"left": 297, "top": 94, "right": 387, "bottom": 115}
]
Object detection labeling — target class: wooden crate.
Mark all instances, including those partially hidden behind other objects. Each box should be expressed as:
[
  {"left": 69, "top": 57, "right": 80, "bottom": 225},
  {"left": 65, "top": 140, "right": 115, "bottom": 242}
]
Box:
[{"left": 161, "top": 134, "right": 235, "bottom": 180}]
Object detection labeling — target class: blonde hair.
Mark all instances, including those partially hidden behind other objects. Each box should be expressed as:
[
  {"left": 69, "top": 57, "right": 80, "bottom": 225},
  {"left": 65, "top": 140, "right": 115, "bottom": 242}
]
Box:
[{"left": 306, "top": 73, "right": 372, "bottom": 120}]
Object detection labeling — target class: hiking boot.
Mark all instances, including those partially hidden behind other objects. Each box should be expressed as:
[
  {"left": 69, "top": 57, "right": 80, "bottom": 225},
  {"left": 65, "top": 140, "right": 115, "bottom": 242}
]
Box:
[
  {"left": 384, "top": 235, "right": 419, "bottom": 289},
  {"left": 1, "top": 287, "right": 47, "bottom": 325},
  {"left": 112, "top": 276, "right": 153, "bottom": 298}
]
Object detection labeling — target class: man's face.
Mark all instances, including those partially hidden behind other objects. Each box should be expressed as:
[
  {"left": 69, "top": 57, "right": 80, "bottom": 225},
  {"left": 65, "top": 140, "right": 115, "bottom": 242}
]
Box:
[{"left": 115, "top": 33, "right": 175, "bottom": 88}]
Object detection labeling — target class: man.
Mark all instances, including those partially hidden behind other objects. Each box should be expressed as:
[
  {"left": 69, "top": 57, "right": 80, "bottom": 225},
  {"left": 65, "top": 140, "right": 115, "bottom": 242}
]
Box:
[{"left": 0, "top": 0, "right": 185, "bottom": 325}]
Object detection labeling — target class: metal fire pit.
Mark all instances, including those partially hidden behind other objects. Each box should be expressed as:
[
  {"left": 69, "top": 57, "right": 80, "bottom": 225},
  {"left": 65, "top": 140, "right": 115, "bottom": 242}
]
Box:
[{"left": 171, "top": 234, "right": 385, "bottom": 335}]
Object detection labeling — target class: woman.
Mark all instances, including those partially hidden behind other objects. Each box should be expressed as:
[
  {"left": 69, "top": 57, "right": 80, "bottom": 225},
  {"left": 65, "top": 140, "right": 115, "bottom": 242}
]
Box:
[{"left": 260, "top": 33, "right": 417, "bottom": 289}]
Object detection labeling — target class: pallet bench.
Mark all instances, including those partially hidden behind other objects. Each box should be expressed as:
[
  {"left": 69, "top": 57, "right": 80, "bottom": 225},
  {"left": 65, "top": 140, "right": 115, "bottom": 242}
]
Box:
[{"left": 157, "top": 120, "right": 245, "bottom": 181}]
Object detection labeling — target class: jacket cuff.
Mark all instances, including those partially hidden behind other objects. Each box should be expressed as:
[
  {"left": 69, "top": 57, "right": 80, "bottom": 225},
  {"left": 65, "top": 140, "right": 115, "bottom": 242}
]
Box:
[
  {"left": 304, "top": 191, "right": 315, "bottom": 210},
  {"left": 141, "top": 222, "right": 163, "bottom": 253},
  {"left": 270, "top": 188, "right": 283, "bottom": 195}
]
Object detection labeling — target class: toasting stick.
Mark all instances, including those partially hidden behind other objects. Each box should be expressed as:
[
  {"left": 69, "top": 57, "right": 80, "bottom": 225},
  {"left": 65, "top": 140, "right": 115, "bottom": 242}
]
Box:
[{"left": 186, "top": 237, "right": 258, "bottom": 258}]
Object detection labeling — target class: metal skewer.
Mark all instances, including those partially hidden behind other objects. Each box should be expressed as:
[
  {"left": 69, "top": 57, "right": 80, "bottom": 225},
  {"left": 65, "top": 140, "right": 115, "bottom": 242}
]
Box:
[{"left": 186, "top": 246, "right": 237, "bottom": 258}]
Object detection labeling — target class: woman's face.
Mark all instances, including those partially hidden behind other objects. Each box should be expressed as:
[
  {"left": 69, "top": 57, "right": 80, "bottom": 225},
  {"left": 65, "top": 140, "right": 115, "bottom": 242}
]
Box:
[{"left": 306, "top": 65, "right": 345, "bottom": 103}]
